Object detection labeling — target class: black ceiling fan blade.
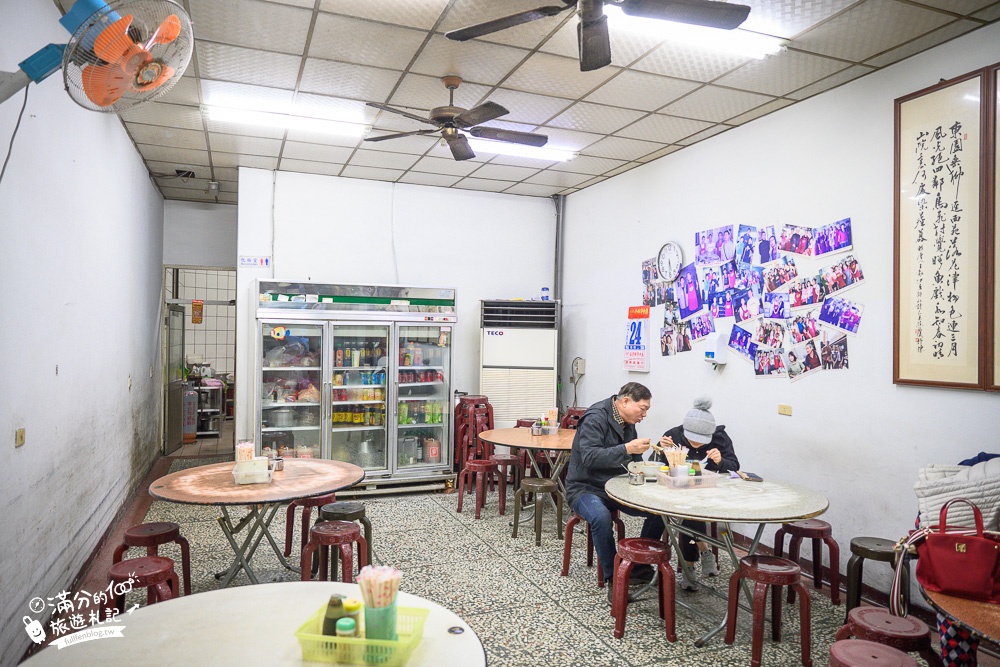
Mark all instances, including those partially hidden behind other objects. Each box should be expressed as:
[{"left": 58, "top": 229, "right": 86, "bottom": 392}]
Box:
[
  {"left": 364, "top": 129, "right": 438, "bottom": 143},
  {"left": 469, "top": 126, "right": 549, "bottom": 147},
  {"left": 445, "top": 133, "right": 476, "bottom": 161},
  {"left": 365, "top": 102, "right": 438, "bottom": 127},
  {"left": 618, "top": 0, "right": 751, "bottom": 30},
  {"left": 578, "top": 14, "right": 612, "bottom": 71},
  {"left": 454, "top": 101, "right": 509, "bottom": 128},
  {"left": 445, "top": 2, "right": 576, "bottom": 41}
]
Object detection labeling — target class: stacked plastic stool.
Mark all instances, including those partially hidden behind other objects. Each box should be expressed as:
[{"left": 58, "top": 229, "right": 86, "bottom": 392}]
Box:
[
  {"left": 835, "top": 607, "right": 942, "bottom": 666},
  {"left": 112, "top": 521, "right": 191, "bottom": 597},
  {"left": 103, "top": 556, "right": 179, "bottom": 619}
]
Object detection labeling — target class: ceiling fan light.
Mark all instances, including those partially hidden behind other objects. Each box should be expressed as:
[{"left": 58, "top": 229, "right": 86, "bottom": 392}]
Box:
[
  {"left": 466, "top": 138, "right": 576, "bottom": 162},
  {"left": 203, "top": 106, "right": 368, "bottom": 137},
  {"left": 604, "top": 5, "right": 784, "bottom": 60}
]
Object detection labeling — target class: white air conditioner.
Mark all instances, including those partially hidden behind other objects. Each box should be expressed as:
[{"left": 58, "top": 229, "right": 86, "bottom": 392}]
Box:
[{"left": 480, "top": 300, "right": 559, "bottom": 428}]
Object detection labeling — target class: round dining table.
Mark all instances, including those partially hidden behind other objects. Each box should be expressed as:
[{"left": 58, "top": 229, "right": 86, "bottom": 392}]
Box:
[
  {"left": 149, "top": 458, "right": 365, "bottom": 587},
  {"left": 22, "top": 581, "right": 487, "bottom": 666},
  {"left": 478, "top": 428, "right": 575, "bottom": 514},
  {"left": 920, "top": 585, "right": 999, "bottom": 658}
]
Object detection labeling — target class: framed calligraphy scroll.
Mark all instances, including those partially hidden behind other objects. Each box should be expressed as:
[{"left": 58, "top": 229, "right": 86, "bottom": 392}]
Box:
[{"left": 894, "top": 72, "right": 987, "bottom": 389}]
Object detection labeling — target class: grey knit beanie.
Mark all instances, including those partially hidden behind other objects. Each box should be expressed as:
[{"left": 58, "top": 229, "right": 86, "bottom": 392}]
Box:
[{"left": 683, "top": 396, "right": 716, "bottom": 445}]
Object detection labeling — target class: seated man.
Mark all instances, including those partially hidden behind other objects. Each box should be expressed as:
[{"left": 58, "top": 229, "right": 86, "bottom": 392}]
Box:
[
  {"left": 655, "top": 396, "right": 740, "bottom": 590},
  {"left": 564, "top": 382, "right": 664, "bottom": 603}
]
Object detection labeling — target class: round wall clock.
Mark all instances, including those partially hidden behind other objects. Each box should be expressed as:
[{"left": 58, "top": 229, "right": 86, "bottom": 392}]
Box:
[{"left": 657, "top": 242, "right": 683, "bottom": 282}]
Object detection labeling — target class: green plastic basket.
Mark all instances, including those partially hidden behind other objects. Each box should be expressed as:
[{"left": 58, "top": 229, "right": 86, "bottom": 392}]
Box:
[{"left": 295, "top": 605, "right": 428, "bottom": 666}]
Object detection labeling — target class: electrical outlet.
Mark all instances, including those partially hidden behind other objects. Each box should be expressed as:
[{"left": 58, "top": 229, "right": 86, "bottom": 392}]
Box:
[
  {"left": 128, "top": 375, "right": 132, "bottom": 390},
  {"left": 15, "top": 428, "right": 25, "bottom": 447},
  {"left": 572, "top": 357, "right": 586, "bottom": 375},
  {"left": 778, "top": 404, "right": 792, "bottom": 416},
  {"left": 149, "top": 366, "right": 154, "bottom": 378}
]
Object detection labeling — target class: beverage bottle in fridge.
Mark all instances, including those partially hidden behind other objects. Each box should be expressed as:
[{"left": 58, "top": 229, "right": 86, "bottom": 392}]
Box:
[
  {"left": 414, "top": 343, "right": 423, "bottom": 366},
  {"left": 416, "top": 437, "right": 424, "bottom": 462},
  {"left": 398, "top": 401, "right": 408, "bottom": 425}
]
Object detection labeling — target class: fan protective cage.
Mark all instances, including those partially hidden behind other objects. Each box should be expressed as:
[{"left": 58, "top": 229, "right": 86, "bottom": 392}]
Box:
[{"left": 62, "top": 0, "right": 193, "bottom": 113}]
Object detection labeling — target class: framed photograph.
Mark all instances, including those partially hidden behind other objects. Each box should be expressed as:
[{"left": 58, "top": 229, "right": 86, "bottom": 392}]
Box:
[{"left": 894, "top": 71, "right": 985, "bottom": 388}]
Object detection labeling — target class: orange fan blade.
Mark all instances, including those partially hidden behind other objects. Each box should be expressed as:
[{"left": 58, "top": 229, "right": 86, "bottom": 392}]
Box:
[
  {"left": 144, "top": 15, "right": 182, "bottom": 49},
  {"left": 82, "top": 63, "right": 129, "bottom": 107},
  {"left": 131, "top": 62, "right": 175, "bottom": 93},
  {"left": 93, "top": 14, "right": 142, "bottom": 65}
]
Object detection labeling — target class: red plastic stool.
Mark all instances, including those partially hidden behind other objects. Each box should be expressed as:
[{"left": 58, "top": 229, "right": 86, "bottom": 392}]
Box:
[
  {"left": 489, "top": 453, "right": 522, "bottom": 515},
  {"left": 725, "top": 555, "right": 812, "bottom": 667},
  {"left": 775, "top": 518, "right": 841, "bottom": 605},
  {"left": 457, "top": 458, "right": 501, "bottom": 519},
  {"left": 835, "top": 608, "right": 942, "bottom": 666},
  {"left": 301, "top": 521, "right": 369, "bottom": 583},
  {"left": 828, "top": 639, "right": 919, "bottom": 667},
  {"left": 104, "top": 556, "right": 178, "bottom": 617},
  {"left": 284, "top": 492, "right": 338, "bottom": 559},
  {"left": 611, "top": 537, "right": 676, "bottom": 641},
  {"left": 559, "top": 407, "right": 586, "bottom": 430},
  {"left": 112, "top": 522, "right": 191, "bottom": 596},
  {"left": 562, "top": 511, "right": 625, "bottom": 588}
]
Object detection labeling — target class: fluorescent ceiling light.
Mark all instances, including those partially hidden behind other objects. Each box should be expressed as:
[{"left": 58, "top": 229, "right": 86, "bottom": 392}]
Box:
[
  {"left": 467, "top": 138, "right": 576, "bottom": 162},
  {"left": 604, "top": 5, "right": 784, "bottom": 60},
  {"left": 203, "top": 106, "right": 368, "bottom": 137}
]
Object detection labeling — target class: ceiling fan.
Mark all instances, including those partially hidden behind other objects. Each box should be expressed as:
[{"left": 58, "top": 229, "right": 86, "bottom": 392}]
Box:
[
  {"left": 365, "top": 76, "right": 548, "bottom": 161},
  {"left": 446, "top": 0, "right": 751, "bottom": 71}
]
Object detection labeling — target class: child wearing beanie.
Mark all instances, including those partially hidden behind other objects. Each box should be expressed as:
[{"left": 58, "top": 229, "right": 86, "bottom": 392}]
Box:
[{"left": 654, "top": 396, "right": 740, "bottom": 590}]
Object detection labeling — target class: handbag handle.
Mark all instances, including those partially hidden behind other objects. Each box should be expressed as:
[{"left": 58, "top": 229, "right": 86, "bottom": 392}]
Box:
[{"left": 936, "top": 498, "right": 985, "bottom": 535}]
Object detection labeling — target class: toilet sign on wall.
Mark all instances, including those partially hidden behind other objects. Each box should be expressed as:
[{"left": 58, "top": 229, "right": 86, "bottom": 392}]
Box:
[{"left": 624, "top": 305, "right": 650, "bottom": 372}]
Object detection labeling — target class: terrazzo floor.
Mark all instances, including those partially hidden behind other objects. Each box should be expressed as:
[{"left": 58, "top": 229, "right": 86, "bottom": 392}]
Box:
[{"left": 113, "top": 457, "right": 937, "bottom": 667}]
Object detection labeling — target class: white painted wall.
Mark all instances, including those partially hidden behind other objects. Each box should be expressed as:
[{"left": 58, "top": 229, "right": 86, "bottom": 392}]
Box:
[
  {"left": 0, "top": 2, "right": 165, "bottom": 663},
  {"left": 163, "top": 200, "right": 237, "bottom": 268},
  {"left": 561, "top": 24, "right": 1000, "bottom": 593},
  {"left": 235, "top": 170, "right": 555, "bottom": 441}
]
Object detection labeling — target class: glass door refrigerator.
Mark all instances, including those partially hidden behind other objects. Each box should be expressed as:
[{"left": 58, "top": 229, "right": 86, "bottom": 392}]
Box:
[{"left": 255, "top": 281, "right": 456, "bottom": 489}]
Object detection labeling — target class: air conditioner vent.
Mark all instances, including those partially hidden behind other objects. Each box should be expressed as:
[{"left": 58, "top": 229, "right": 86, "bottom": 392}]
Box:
[{"left": 481, "top": 300, "right": 559, "bottom": 329}]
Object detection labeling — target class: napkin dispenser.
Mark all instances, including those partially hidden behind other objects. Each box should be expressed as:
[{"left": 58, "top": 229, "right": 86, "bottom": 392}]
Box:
[{"left": 233, "top": 456, "right": 273, "bottom": 484}]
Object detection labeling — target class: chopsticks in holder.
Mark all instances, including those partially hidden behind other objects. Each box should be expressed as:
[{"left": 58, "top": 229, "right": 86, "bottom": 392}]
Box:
[{"left": 357, "top": 565, "right": 402, "bottom": 608}]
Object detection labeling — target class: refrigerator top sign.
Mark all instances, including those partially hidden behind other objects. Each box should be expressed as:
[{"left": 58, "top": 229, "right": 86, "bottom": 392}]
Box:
[{"left": 257, "top": 281, "right": 456, "bottom": 317}]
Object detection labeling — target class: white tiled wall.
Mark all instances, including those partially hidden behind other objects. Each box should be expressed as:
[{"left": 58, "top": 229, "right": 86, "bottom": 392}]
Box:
[{"left": 167, "top": 268, "right": 237, "bottom": 376}]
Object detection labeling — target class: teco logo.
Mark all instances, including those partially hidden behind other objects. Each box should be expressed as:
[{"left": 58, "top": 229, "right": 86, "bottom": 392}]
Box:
[{"left": 485, "top": 330, "right": 504, "bottom": 336}]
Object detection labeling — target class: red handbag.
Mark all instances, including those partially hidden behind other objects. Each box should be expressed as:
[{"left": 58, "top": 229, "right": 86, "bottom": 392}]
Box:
[{"left": 915, "top": 498, "right": 1000, "bottom": 603}]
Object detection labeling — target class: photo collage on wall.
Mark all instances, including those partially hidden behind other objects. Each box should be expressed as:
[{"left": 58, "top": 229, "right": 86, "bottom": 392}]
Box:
[{"left": 641, "top": 216, "right": 865, "bottom": 381}]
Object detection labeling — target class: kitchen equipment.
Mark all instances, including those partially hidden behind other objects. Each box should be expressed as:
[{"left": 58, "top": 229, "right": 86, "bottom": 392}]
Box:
[{"left": 271, "top": 408, "right": 296, "bottom": 427}]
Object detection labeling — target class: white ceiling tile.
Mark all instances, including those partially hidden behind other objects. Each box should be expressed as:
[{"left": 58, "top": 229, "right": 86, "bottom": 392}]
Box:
[
  {"left": 160, "top": 187, "right": 217, "bottom": 201},
  {"left": 319, "top": 0, "right": 451, "bottom": 29},
  {"left": 539, "top": 17, "right": 664, "bottom": 67},
  {"left": 467, "top": 164, "right": 540, "bottom": 181},
  {"left": 188, "top": 0, "right": 312, "bottom": 55},
  {"left": 739, "top": 0, "right": 858, "bottom": 39},
  {"left": 213, "top": 167, "right": 240, "bottom": 182},
  {"left": 504, "top": 183, "right": 564, "bottom": 197},
  {"left": 388, "top": 74, "right": 491, "bottom": 112},
  {"left": 299, "top": 60, "right": 402, "bottom": 102},
  {"left": 632, "top": 42, "right": 751, "bottom": 82},
  {"left": 794, "top": 0, "right": 953, "bottom": 62},
  {"left": 200, "top": 80, "right": 295, "bottom": 113},
  {"left": 411, "top": 156, "right": 482, "bottom": 176},
  {"left": 282, "top": 141, "right": 355, "bottom": 163},
  {"left": 550, "top": 155, "right": 626, "bottom": 175},
  {"left": 284, "top": 128, "right": 363, "bottom": 148},
  {"left": 439, "top": 0, "right": 570, "bottom": 50},
  {"left": 348, "top": 150, "right": 420, "bottom": 170},
  {"left": 575, "top": 176, "right": 607, "bottom": 190},
  {"left": 362, "top": 134, "right": 437, "bottom": 155},
  {"left": 786, "top": 65, "right": 876, "bottom": 101},
  {"left": 676, "top": 124, "right": 731, "bottom": 145},
  {"left": 616, "top": 114, "right": 713, "bottom": 144},
  {"left": 581, "top": 135, "right": 665, "bottom": 161},
  {"left": 862, "top": 20, "right": 980, "bottom": 69},
  {"left": 137, "top": 145, "right": 211, "bottom": 165},
  {"left": 210, "top": 133, "right": 283, "bottom": 156},
  {"left": 714, "top": 50, "right": 851, "bottom": 97},
  {"left": 660, "top": 86, "right": 774, "bottom": 123},
  {"left": 485, "top": 155, "right": 557, "bottom": 169},
  {"left": 604, "top": 162, "right": 642, "bottom": 177},
  {"left": 482, "top": 89, "right": 573, "bottom": 125},
  {"left": 973, "top": 4, "right": 1000, "bottom": 20},
  {"left": 397, "top": 172, "right": 463, "bottom": 187},
  {"left": 726, "top": 98, "right": 796, "bottom": 125},
  {"left": 309, "top": 14, "right": 428, "bottom": 69},
  {"left": 128, "top": 124, "right": 208, "bottom": 151},
  {"left": 535, "top": 127, "right": 604, "bottom": 152},
  {"left": 584, "top": 71, "right": 700, "bottom": 111},
  {"left": 635, "top": 145, "right": 682, "bottom": 163},
  {"left": 204, "top": 118, "right": 287, "bottom": 139},
  {"left": 523, "top": 170, "right": 594, "bottom": 188},
  {"left": 279, "top": 158, "right": 345, "bottom": 176},
  {"left": 410, "top": 35, "right": 532, "bottom": 87},
  {"left": 212, "top": 152, "right": 279, "bottom": 169},
  {"left": 158, "top": 76, "right": 201, "bottom": 106},
  {"left": 545, "top": 102, "right": 646, "bottom": 134},
  {"left": 197, "top": 42, "right": 302, "bottom": 89},
  {"left": 121, "top": 103, "right": 204, "bottom": 131},
  {"left": 452, "top": 177, "right": 516, "bottom": 192},
  {"left": 504, "top": 53, "right": 620, "bottom": 99},
  {"left": 425, "top": 142, "right": 489, "bottom": 162},
  {"left": 916, "top": 0, "right": 996, "bottom": 14},
  {"left": 292, "top": 94, "right": 380, "bottom": 125},
  {"left": 156, "top": 177, "right": 215, "bottom": 192},
  {"left": 341, "top": 166, "right": 405, "bottom": 182}
]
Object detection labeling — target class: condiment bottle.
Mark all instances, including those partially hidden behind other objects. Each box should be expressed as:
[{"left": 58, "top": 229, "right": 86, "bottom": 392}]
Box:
[
  {"left": 343, "top": 598, "right": 364, "bottom": 637},
  {"left": 322, "top": 595, "right": 346, "bottom": 635},
  {"left": 335, "top": 617, "right": 357, "bottom": 663}
]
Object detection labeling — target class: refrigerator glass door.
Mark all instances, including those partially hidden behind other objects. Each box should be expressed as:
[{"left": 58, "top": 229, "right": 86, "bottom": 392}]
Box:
[
  {"left": 395, "top": 325, "right": 452, "bottom": 471},
  {"left": 260, "top": 322, "right": 323, "bottom": 459},
  {"left": 329, "top": 323, "right": 390, "bottom": 471}
]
